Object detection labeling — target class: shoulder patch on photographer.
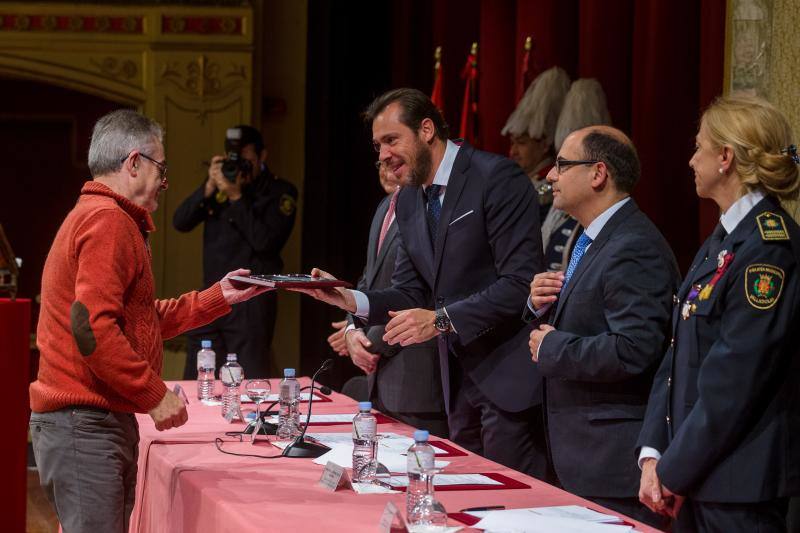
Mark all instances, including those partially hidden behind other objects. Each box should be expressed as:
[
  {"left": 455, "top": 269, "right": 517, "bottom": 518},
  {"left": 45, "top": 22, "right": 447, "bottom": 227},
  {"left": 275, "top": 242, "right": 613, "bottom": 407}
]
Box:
[
  {"left": 279, "top": 194, "right": 296, "bottom": 216},
  {"left": 745, "top": 263, "right": 785, "bottom": 309},
  {"left": 756, "top": 212, "right": 789, "bottom": 241}
]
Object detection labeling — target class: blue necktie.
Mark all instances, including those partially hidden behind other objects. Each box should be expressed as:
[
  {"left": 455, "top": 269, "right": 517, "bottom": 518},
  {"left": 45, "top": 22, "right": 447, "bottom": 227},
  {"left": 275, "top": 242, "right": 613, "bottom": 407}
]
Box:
[
  {"left": 563, "top": 232, "right": 592, "bottom": 287},
  {"left": 426, "top": 184, "right": 442, "bottom": 245}
]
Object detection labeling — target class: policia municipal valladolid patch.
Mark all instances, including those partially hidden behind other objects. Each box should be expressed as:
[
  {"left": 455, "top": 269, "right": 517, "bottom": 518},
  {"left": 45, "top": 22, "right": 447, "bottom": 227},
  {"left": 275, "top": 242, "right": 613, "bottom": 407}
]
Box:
[{"left": 745, "top": 263, "right": 785, "bottom": 310}]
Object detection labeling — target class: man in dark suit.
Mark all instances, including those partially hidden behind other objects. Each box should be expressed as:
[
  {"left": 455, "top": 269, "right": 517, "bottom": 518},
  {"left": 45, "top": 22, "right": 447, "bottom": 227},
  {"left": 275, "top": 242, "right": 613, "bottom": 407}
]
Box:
[
  {"left": 341, "top": 162, "right": 448, "bottom": 438},
  {"left": 300, "top": 88, "right": 548, "bottom": 479},
  {"left": 526, "top": 126, "right": 679, "bottom": 526}
]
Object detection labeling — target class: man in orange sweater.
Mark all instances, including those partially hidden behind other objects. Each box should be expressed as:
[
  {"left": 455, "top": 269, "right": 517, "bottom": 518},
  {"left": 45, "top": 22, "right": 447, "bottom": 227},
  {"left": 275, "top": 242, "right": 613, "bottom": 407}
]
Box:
[{"left": 29, "top": 109, "right": 269, "bottom": 533}]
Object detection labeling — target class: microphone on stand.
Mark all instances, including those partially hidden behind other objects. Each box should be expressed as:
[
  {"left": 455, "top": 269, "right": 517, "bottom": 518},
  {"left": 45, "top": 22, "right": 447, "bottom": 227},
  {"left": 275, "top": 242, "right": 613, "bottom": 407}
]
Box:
[{"left": 283, "top": 358, "right": 335, "bottom": 458}]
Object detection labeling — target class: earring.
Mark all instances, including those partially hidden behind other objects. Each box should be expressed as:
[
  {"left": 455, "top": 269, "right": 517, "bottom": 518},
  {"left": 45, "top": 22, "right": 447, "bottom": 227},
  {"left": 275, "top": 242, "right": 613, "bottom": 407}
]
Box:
[{"left": 718, "top": 168, "right": 724, "bottom": 174}]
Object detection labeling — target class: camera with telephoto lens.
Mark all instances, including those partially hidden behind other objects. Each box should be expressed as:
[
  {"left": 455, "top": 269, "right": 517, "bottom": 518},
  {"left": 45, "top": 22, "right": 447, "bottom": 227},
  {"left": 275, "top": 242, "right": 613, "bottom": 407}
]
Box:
[{"left": 221, "top": 128, "right": 253, "bottom": 182}]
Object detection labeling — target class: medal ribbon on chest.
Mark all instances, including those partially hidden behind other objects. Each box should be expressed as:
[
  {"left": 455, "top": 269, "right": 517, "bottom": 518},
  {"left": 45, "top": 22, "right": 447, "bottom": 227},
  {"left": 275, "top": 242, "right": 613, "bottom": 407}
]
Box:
[{"left": 681, "top": 250, "right": 735, "bottom": 320}]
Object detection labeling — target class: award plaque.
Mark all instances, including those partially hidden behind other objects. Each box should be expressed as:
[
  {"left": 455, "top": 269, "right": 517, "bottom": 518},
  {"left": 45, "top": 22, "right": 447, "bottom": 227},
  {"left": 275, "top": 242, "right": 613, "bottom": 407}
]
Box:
[{"left": 228, "top": 274, "right": 352, "bottom": 289}]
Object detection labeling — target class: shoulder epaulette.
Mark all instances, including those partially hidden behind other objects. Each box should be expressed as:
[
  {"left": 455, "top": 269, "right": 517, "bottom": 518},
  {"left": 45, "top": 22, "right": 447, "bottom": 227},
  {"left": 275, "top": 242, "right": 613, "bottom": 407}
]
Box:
[{"left": 756, "top": 211, "right": 790, "bottom": 241}]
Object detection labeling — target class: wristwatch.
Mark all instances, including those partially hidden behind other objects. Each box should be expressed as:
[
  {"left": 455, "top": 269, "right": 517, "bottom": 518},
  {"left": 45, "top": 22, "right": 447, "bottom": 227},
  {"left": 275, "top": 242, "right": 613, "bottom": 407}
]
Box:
[{"left": 434, "top": 308, "right": 451, "bottom": 333}]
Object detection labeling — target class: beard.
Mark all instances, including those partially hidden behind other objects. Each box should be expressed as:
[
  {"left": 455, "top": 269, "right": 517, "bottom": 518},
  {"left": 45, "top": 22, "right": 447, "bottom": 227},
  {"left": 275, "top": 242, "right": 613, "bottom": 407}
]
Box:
[{"left": 405, "top": 138, "right": 433, "bottom": 187}]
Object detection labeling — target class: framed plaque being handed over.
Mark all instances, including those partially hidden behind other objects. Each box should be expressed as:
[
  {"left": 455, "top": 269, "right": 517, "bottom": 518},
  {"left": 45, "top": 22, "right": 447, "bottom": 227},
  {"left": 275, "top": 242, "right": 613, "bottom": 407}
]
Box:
[{"left": 228, "top": 274, "right": 352, "bottom": 289}]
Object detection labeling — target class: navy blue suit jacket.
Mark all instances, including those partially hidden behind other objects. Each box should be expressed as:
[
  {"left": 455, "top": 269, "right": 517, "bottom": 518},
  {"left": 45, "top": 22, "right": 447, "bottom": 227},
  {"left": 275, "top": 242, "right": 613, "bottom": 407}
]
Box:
[
  {"left": 362, "top": 143, "right": 544, "bottom": 413},
  {"left": 532, "top": 199, "right": 679, "bottom": 497},
  {"left": 638, "top": 195, "right": 800, "bottom": 502}
]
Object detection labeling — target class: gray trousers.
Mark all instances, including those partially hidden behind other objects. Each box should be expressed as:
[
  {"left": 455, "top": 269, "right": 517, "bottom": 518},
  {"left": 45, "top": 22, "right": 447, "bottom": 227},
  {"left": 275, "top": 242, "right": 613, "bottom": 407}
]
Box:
[{"left": 30, "top": 407, "right": 139, "bottom": 533}]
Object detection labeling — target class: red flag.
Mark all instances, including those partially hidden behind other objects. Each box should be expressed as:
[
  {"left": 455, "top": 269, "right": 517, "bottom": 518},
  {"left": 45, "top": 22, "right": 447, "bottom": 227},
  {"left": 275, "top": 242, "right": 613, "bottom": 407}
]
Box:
[
  {"left": 516, "top": 36, "right": 533, "bottom": 103},
  {"left": 459, "top": 42, "right": 479, "bottom": 146},
  {"left": 431, "top": 46, "right": 444, "bottom": 112}
]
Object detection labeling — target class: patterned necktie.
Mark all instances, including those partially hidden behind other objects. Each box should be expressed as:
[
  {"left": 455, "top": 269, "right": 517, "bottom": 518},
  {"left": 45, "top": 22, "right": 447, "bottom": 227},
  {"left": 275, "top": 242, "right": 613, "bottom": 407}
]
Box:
[
  {"left": 563, "top": 232, "right": 593, "bottom": 287},
  {"left": 426, "top": 184, "right": 442, "bottom": 245},
  {"left": 377, "top": 190, "right": 398, "bottom": 255}
]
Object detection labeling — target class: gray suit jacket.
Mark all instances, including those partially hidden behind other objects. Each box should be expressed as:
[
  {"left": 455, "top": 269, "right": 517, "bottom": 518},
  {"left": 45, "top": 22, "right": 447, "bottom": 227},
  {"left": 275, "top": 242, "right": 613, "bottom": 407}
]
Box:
[
  {"left": 531, "top": 199, "right": 679, "bottom": 498},
  {"left": 348, "top": 194, "right": 444, "bottom": 414}
]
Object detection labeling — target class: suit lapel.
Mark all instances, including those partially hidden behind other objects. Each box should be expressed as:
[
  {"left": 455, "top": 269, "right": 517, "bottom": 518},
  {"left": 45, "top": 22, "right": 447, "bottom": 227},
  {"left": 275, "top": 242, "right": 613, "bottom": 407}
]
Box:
[
  {"left": 432, "top": 167, "right": 468, "bottom": 283},
  {"left": 552, "top": 199, "right": 637, "bottom": 325}
]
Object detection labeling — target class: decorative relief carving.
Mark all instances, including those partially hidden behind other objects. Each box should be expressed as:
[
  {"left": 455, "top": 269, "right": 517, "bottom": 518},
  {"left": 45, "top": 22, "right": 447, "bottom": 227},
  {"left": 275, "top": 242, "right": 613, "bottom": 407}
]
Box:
[
  {"left": 730, "top": 0, "right": 773, "bottom": 95},
  {"left": 89, "top": 57, "right": 138, "bottom": 81},
  {"left": 161, "top": 15, "right": 242, "bottom": 35},
  {"left": 0, "top": 14, "right": 142, "bottom": 33},
  {"left": 159, "top": 55, "right": 247, "bottom": 98}
]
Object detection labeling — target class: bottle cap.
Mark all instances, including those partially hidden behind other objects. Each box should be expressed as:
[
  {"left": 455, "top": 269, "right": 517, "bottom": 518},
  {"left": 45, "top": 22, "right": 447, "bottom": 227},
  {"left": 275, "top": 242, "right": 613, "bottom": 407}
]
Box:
[
  {"left": 283, "top": 368, "right": 296, "bottom": 377},
  {"left": 201, "top": 340, "right": 212, "bottom": 349},
  {"left": 358, "top": 401, "right": 372, "bottom": 411},
  {"left": 413, "top": 429, "right": 429, "bottom": 442},
  {"left": 226, "top": 353, "right": 237, "bottom": 361}
]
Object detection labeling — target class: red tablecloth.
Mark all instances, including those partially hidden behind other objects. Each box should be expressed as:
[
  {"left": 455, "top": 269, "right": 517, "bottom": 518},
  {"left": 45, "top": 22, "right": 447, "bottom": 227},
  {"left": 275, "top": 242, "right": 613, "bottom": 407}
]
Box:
[{"left": 131, "top": 379, "right": 662, "bottom": 533}]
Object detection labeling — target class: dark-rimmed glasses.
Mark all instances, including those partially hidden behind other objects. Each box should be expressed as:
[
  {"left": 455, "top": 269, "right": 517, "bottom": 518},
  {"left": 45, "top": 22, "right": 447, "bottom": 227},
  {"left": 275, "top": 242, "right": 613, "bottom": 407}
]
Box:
[
  {"left": 555, "top": 157, "right": 599, "bottom": 175},
  {"left": 120, "top": 152, "right": 168, "bottom": 185}
]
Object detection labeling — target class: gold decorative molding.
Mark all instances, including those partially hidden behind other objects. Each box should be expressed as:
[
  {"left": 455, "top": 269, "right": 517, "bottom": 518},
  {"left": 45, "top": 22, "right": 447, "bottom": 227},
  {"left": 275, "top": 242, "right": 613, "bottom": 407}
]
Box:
[
  {"left": 89, "top": 56, "right": 138, "bottom": 81},
  {"left": 159, "top": 55, "right": 248, "bottom": 99}
]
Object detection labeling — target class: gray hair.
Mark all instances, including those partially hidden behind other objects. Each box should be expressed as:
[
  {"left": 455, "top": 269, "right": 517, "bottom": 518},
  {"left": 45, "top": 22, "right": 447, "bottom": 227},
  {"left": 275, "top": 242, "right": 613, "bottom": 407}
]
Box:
[
  {"left": 88, "top": 109, "right": 163, "bottom": 177},
  {"left": 502, "top": 66, "right": 571, "bottom": 143},
  {"left": 554, "top": 78, "right": 612, "bottom": 152}
]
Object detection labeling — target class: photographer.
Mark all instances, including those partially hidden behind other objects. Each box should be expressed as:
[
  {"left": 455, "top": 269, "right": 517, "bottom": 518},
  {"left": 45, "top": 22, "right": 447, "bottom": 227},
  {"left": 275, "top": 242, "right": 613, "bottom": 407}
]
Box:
[{"left": 174, "top": 125, "right": 297, "bottom": 378}]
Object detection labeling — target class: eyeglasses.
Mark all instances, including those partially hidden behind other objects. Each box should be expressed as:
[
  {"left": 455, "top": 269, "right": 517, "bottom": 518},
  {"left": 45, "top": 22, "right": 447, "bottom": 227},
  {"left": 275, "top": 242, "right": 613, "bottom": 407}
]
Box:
[
  {"left": 555, "top": 157, "right": 600, "bottom": 175},
  {"left": 121, "top": 152, "right": 168, "bottom": 185}
]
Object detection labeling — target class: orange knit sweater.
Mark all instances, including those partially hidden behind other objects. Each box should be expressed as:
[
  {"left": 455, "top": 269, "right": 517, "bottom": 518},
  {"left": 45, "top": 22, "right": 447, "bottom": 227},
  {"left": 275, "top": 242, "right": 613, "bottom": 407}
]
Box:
[{"left": 30, "top": 181, "right": 231, "bottom": 414}]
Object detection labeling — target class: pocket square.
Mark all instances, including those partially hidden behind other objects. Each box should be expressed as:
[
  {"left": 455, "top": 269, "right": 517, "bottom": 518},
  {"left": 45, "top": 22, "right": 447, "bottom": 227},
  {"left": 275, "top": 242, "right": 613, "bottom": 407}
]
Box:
[{"left": 449, "top": 210, "right": 474, "bottom": 226}]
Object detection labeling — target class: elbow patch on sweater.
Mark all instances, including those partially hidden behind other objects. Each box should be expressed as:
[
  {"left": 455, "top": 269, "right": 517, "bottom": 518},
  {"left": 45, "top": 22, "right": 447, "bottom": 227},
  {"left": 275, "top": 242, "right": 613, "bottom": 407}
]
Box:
[{"left": 70, "top": 301, "right": 96, "bottom": 356}]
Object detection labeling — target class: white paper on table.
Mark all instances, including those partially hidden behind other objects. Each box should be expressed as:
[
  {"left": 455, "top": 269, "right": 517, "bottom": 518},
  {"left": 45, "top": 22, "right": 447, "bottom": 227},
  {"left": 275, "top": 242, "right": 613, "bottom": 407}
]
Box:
[
  {"left": 385, "top": 473, "right": 501, "bottom": 488},
  {"left": 265, "top": 414, "right": 356, "bottom": 424},
  {"left": 311, "top": 444, "right": 449, "bottom": 473},
  {"left": 407, "top": 526, "right": 463, "bottom": 533},
  {"left": 351, "top": 482, "right": 400, "bottom": 494},
  {"left": 529, "top": 506, "right": 621, "bottom": 523},
  {"left": 241, "top": 392, "right": 321, "bottom": 403},
  {"left": 302, "top": 432, "right": 449, "bottom": 454},
  {"left": 475, "top": 509, "right": 633, "bottom": 533}
]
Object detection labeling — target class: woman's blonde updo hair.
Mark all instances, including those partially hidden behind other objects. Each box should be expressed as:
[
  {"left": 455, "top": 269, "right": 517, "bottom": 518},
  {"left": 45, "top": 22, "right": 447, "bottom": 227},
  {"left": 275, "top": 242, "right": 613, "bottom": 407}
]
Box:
[{"left": 702, "top": 94, "right": 799, "bottom": 201}]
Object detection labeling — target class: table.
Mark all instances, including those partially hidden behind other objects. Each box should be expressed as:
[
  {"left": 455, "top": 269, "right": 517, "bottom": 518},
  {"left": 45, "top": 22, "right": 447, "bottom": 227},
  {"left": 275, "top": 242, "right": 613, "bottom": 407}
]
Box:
[{"left": 131, "top": 379, "right": 661, "bottom": 532}]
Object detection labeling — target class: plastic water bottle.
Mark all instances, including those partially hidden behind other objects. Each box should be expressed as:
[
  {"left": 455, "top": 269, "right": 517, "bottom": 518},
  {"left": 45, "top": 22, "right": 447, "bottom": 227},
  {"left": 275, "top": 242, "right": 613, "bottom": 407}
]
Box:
[
  {"left": 277, "top": 368, "right": 301, "bottom": 439},
  {"left": 196, "top": 340, "right": 216, "bottom": 400},
  {"left": 220, "top": 353, "right": 244, "bottom": 422},
  {"left": 352, "top": 401, "right": 378, "bottom": 482},
  {"left": 406, "top": 429, "right": 436, "bottom": 524}
]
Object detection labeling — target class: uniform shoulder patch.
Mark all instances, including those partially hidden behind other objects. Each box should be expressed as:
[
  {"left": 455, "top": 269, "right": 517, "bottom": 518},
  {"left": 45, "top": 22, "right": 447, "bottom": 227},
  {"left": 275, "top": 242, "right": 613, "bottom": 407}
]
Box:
[
  {"left": 279, "top": 193, "right": 296, "bottom": 216},
  {"left": 745, "top": 263, "right": 785, "bottom": 309},
  {"left": 756, "top": 212, "right": 789, "bottom": 241}
]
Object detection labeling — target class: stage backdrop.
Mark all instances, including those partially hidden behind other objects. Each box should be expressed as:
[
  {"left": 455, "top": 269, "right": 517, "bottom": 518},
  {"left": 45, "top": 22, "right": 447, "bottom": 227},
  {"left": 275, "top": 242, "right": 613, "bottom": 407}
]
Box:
[{"left": 301, "top": 0, "right": 726, "bottom": 386}]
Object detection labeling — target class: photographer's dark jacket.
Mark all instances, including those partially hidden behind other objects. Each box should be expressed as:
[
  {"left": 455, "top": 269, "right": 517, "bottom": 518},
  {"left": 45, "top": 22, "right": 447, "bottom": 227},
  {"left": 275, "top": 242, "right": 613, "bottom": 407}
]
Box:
[{"left": 173, "top": 169, "right": 297, "bottom": 286}]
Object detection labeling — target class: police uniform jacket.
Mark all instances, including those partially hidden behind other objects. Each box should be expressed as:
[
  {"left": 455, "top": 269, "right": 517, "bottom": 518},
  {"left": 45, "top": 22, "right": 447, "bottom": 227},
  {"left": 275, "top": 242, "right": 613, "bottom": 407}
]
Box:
[
  {"left": 173, "top": 168, "right": 297, "bottom": 287},
  {"left": 637, "top": 193, "right": 800, "bottom": 502}
]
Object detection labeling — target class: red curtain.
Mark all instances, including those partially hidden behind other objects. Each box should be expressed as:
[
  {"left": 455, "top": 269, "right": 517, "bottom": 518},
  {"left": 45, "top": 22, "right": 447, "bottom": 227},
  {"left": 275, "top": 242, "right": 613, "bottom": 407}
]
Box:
[{"left": 420, "top": 0, "right": 726, "bottom": 271}]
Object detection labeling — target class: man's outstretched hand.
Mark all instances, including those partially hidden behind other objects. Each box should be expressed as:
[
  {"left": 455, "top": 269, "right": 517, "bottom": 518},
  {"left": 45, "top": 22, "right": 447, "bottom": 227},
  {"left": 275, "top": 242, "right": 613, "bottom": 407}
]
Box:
[{"left": 289, "top": 268, "right": 357, "bottom": 313}]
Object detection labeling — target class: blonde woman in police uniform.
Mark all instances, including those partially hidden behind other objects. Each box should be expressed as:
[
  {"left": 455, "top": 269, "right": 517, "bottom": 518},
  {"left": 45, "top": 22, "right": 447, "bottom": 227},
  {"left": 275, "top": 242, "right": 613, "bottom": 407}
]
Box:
[{"left": 636, "top": 94, "right": 800, "bottom": 532}]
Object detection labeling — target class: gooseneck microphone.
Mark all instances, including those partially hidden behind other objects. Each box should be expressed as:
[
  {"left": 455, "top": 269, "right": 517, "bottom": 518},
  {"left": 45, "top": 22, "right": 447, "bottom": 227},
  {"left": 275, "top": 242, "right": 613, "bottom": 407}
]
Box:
[{"left": 282, "top": 358, "right": 334, "bottom": 458}]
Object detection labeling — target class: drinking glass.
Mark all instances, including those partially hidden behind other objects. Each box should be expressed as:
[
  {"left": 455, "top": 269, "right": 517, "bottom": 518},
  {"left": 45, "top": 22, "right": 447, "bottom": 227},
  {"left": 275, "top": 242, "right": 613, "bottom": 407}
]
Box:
[{"left": 245, "top": 379, "right": 271, "bottom": 439}]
